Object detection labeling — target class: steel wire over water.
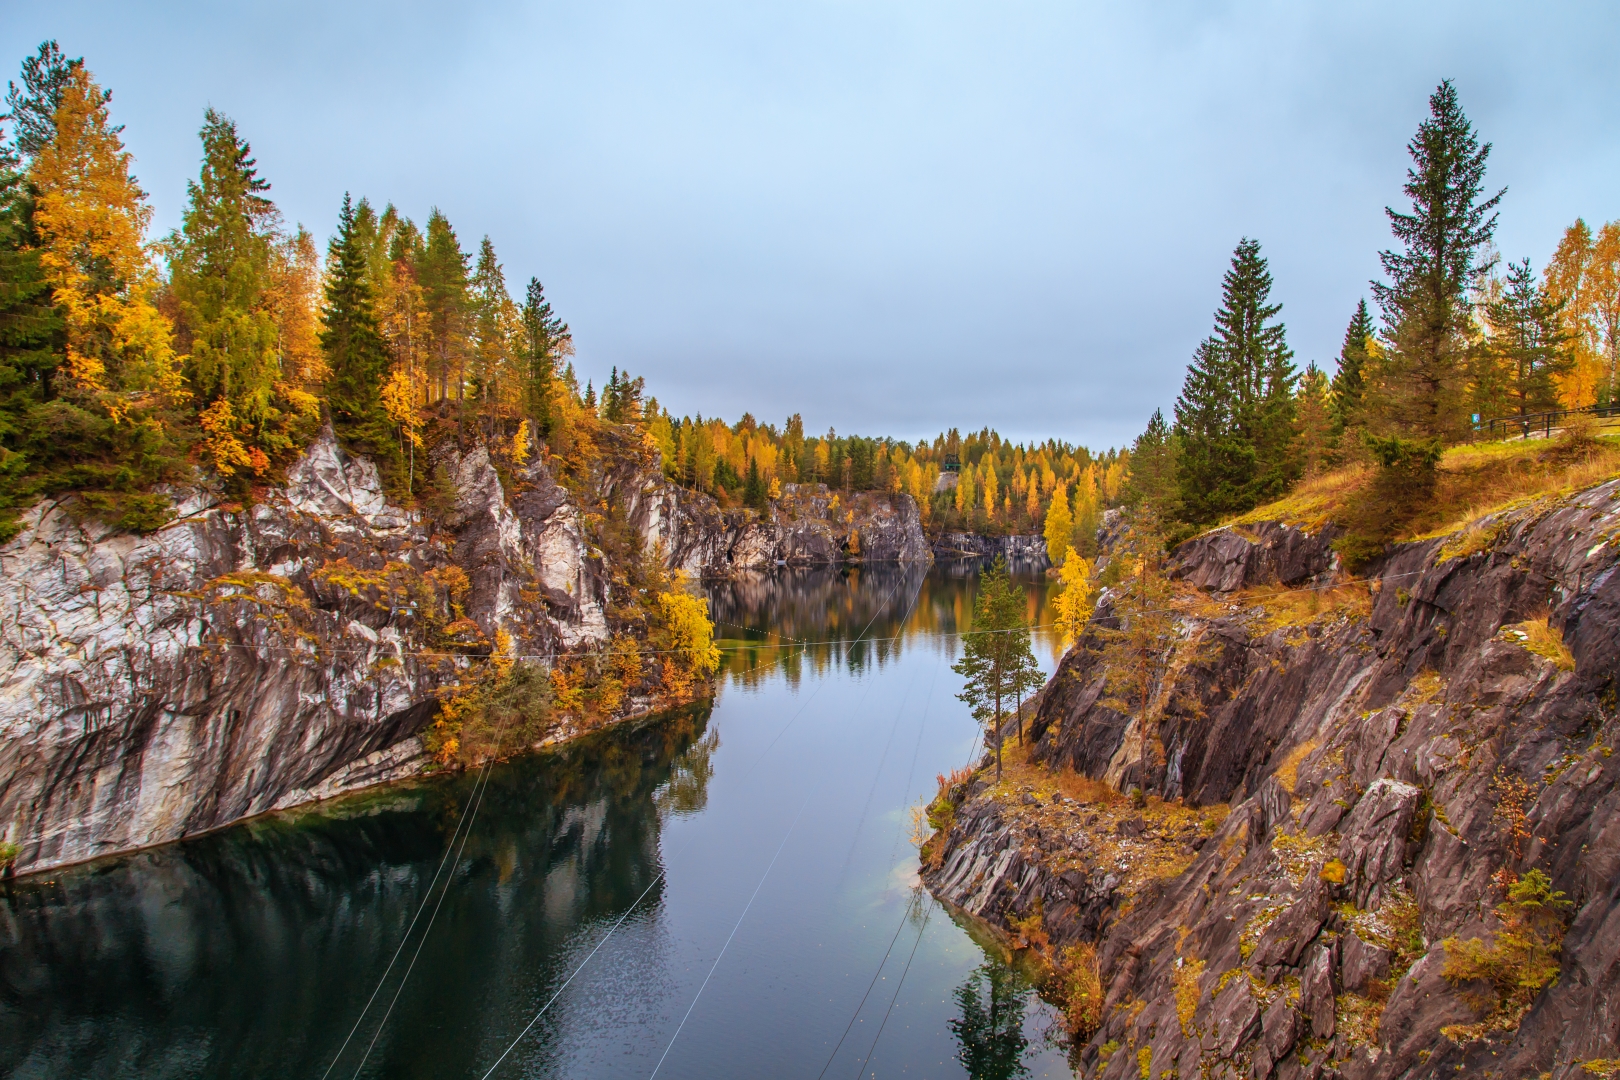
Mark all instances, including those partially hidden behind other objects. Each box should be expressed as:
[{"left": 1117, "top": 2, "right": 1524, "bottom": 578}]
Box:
[{"left": 0, "top": 559, "right": 1078, "bottom": 1080}]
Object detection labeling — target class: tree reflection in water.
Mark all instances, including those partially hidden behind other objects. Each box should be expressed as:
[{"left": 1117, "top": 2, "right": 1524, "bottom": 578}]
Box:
[
  {"left": 949, "top": 961, "right": 1033, "bottom": 1080},
  {"left": 653, "top": 727, "right": 719, "bottom": 818}
]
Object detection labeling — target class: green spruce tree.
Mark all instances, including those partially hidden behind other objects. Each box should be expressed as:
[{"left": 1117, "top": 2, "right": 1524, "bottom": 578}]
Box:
[
  {"left": 0, "top": 122, "right": 64, "bottom": 530},
  {"left": 1123, "top": 408, "right": 1179, "bottom": 527},
  {"left": 320, "top": 194, "right": 395, "bottom": 474},
  {"left": 520, "top": 277, "right": 568, "bottom": 438},
  {"left": 1484, "top": 258, "right": 1574, "bottom": 422},
  {"left": 4, "top": 42, "right": 94, "bottom": 162},
  {"left": 419, "top": 208, "right": 470, "bottom": 403},
  {"left": 169, "top": 110, "right": 295, "bottom": 476},
  {"left": 1329, "top": 299, "right": 1374, "bottom": 435},
  {"left": 1173, "top": 238, "right": 1297, "bottom": 528},
  {"left": 1370, "top": 80, "right": 1503, "bottom": 445}
]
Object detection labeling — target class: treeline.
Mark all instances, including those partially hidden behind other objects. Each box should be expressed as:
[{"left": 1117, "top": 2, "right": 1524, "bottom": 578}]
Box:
[
  {"left": 645, "top": 412, "right": 1123, "bottom": 540},
  {"left": 0, "top": 42, "right": 586, "bottom": 534},
  {"left": 1116, "top": 80, "right": 1618, "bottom": 555},
  {"left": 0, "top": 41, "right": 1117, "bottom": 548}
]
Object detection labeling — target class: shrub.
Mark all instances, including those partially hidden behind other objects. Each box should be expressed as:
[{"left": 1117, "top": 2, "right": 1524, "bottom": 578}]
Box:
[
  {"left": 1441, "top": 868, "right": 1571, "bottom": 1041},
  {"left": 1334, "top": 435, "right": 1443, "bottom": 568},
  {"left": 1062, "top": 943, "right": 1104, "bottom": 1038}
]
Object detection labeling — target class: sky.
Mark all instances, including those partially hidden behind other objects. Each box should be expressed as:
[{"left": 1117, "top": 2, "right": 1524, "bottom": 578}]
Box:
[{"left": 5, "top": 2, "right": 1620, "bottom": 449}]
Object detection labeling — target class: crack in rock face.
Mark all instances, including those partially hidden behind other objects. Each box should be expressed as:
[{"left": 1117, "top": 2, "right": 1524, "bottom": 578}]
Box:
[{"left": 922, "top": 478, "right": 1620, "bottom": 1079}]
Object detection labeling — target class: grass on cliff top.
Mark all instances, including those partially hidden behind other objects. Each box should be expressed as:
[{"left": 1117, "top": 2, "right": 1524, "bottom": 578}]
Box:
[{"left": 1230, "top": 433, "right": 1620, "bottom": 543}]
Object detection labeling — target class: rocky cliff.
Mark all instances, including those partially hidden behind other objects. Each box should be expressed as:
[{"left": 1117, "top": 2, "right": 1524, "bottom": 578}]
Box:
[
  {"left": 635, "top": 481, "right": 931, "bottom": 574},
  {"left": 932, "top": 532, "right": 1050, "bottom": 563},
  {"left": 923, "top": 478, "right": 1620, "bottom": 1078},
  {"left": 0, "top": 427, "right": 930, "bottom": 877}
]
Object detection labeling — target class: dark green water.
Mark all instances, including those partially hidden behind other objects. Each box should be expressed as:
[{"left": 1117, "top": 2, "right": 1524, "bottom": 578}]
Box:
[{"left": 0, "top": 562, "right": 1074, "bottom": 1079}]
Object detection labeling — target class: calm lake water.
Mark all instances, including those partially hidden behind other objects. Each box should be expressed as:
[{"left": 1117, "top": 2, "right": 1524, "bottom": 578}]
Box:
[{"left": 0, "top": 561, "right": 1076, "bottom": 1080}]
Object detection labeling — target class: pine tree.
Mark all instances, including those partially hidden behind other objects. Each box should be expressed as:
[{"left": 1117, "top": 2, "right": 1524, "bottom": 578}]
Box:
[
  {"left": 0, "top": 125, "right": 63, "bottom": 527},
  {"left": 1370, "top": 80, "right": 1503, "bottom": 444},
  {"left": 1122, "top": 408, "right": 1178, "bottom": 527},
  {"left": 4, "top": 42, "right": 98, "bottom": 161},
  {"left": 419, "top": 209, "right": 470, "bottom": 402},
  {"left": 953, "top": 556, "right": 1028, "bottom": 781},
  {"left": 1295, "top": 363, "right": 1334, "bottom": 478},
  {"left": 320, "top": 194, "right": 394, "bottom": 470},
  {"left": 1329, "top": 299, "right": 1374, "bottom": 434},
  {"left": 169, "top": 109, "right": 290, "bottom": 477},
  {"left": 1484, "top": 258, "right": 1574, "bottom": 422},
  {"left": 1173, "top": 238, "right": 1297, "bottom": 527},
  {"left": 470, "top": 235, "right": 515, "bottom": 435},
  {"left": 743, "top": 455, "right": 766, "bottom": 509},
  {"left": 520, "top": 277, "right": 568, "bottom": 437}
]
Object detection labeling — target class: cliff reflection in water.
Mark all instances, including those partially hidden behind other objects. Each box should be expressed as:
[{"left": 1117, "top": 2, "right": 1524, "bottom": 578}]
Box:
[
  {"left": 706, "top": 557, "right": 1058, "bottom": 688},
  {"left": 0, "top": 706, "right": 715, "bottom": 1080}
]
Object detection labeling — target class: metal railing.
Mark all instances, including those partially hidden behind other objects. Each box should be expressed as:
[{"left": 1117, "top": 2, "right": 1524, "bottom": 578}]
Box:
[{"left": 1479, "top": 402, "right": 1620, "bottom": 441}]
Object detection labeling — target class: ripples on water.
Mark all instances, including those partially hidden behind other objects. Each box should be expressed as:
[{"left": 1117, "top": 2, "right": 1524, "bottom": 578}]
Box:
[{"left": 0, "top": 560, "right": 1076, "bottom": 1079}]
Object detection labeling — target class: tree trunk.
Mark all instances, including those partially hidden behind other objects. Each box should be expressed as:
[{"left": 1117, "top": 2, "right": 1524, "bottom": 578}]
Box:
[{"left": 994, "top": 657, "right": 1003, "bottom": 781}]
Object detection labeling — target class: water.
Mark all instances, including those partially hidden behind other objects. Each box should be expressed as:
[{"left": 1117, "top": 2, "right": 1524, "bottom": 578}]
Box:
[{"left": 0, "top": 561, "right": 1076, "bottom": 1079}]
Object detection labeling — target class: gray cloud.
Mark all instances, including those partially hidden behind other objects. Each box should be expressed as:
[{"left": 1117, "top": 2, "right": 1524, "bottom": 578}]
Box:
[{"left": 6, "top": 1, "right": 1618, "bottom": 447}]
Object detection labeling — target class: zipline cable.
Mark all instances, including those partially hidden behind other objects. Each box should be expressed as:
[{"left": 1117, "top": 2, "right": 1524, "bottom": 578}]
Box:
[
  {"left": 642, "top": 578, "right": 929, "bottom": 1078},
  {"left": 646, "top": 786, "right": 814, "bottom": 1080},
  {"left": 349, "top": 743, "right": 504, "bottom": 1079},
  {"left": 477, "top": 573, "right": 916, "bottom": 1078},
  {"left": 851, "top": 906, "right": 933, "bottom": 1079},
  {"left": 317, "top": 753, "right": 491, "bottom": 1080}
]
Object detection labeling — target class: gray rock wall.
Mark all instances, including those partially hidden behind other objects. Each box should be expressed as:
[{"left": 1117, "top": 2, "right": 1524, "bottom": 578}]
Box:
[
  {"left": 931, "top": 532, "right": 1049, "bottom": 563},
  {"left": 0, "top": 426, "right": 933, "bottom": 876},
  {"left": 632, "top": 480, "right": 932, "bottom": 575},
  {"left": 0, "top": 431, "right": 621, "bottom": 876}
]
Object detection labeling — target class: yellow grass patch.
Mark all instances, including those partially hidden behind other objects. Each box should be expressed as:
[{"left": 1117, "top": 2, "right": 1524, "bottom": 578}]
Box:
[
  {"left": 1230, "top": 436, "right": 1620, "bottom": 545},
  {"left": 1275, "top": 738, "right": 1318, "bottom": 795},
  {"left": 1232, "top": 464, "right": 1372, "bottom": 531},
  {"left": 1500, "top": 616, "right": 1576, "bottom": 671},
  {"left": 982, "top": 745, "right": 1227, "bottom": 903}
]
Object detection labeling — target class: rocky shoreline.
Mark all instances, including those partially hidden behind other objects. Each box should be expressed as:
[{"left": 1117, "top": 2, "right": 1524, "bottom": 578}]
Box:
[{"left": 922, "top": 479, "right": 1620, "bottom": 1078}]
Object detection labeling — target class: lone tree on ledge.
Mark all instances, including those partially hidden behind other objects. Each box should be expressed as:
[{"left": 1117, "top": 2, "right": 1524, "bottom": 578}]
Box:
[{"left": 954, "top": 556, "right": 1037, "bottom": 781}]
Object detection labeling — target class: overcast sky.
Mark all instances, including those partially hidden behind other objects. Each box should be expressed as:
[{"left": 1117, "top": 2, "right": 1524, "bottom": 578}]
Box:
[{"left": 5, "top": 2, "right": 1619, "bottom": 448}]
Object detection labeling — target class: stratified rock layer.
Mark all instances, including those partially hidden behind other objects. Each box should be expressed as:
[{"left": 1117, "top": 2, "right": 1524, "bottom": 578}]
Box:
[{"left": 924, "top": 479, "right": 1620, "bottom": 1078}]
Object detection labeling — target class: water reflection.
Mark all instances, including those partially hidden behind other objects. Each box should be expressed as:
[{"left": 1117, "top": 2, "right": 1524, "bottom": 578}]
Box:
[
  {"left": 0, "top": 564, "right": 1076, "bottom": 1080},
  {"left": 0, "top": 706, "right": 713, "bottom": 1079},
  {"left": 950, "top": 963, "right": 1036, "bottom": 1080},
  {"left": 707, "top": 557, "right": 1062, "bottom": 689}
]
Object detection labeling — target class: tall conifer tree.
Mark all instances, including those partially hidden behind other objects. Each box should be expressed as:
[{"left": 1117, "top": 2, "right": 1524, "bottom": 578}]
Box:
[
  {"left": 0, "top": 117, "right": 63, "bottom": 525},
  {"left": 419, "top": 209, "right": 470, "bottom": 403},
  {"left": 1370, "top": 80, "right": 1503, "bottom": 444},
  {"left": 170, "top": 110, "right": 292, "bottom": 476},
  {"left": 1123, "top": 408, "right": 1178, "bottom": 527},
  {"left": 520, "top": 277, "right": 568, "bottom": 437},
  {"left": 320, "top": 194, "right": 393, "bottom": 466},
  {"left": 1329, "top": 299, "right": 1373, "bottom": 434},
  {"left": 4, "top": 42, "right": 94, "bottom": 162},
  {"left": 1483, "top": 258, "right": 1574, "bottom": 421},
  {"left": 1172, "top": 238, "right": 1297, "bottom": 527}
]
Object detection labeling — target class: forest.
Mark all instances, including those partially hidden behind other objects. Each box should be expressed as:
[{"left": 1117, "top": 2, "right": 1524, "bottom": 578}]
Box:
[
  {"left": 0, "top": 42, "right": 1123, "bottom": 549},
  {"left": 0, "top": 43, "right": 1613, "bottom": 564}
]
